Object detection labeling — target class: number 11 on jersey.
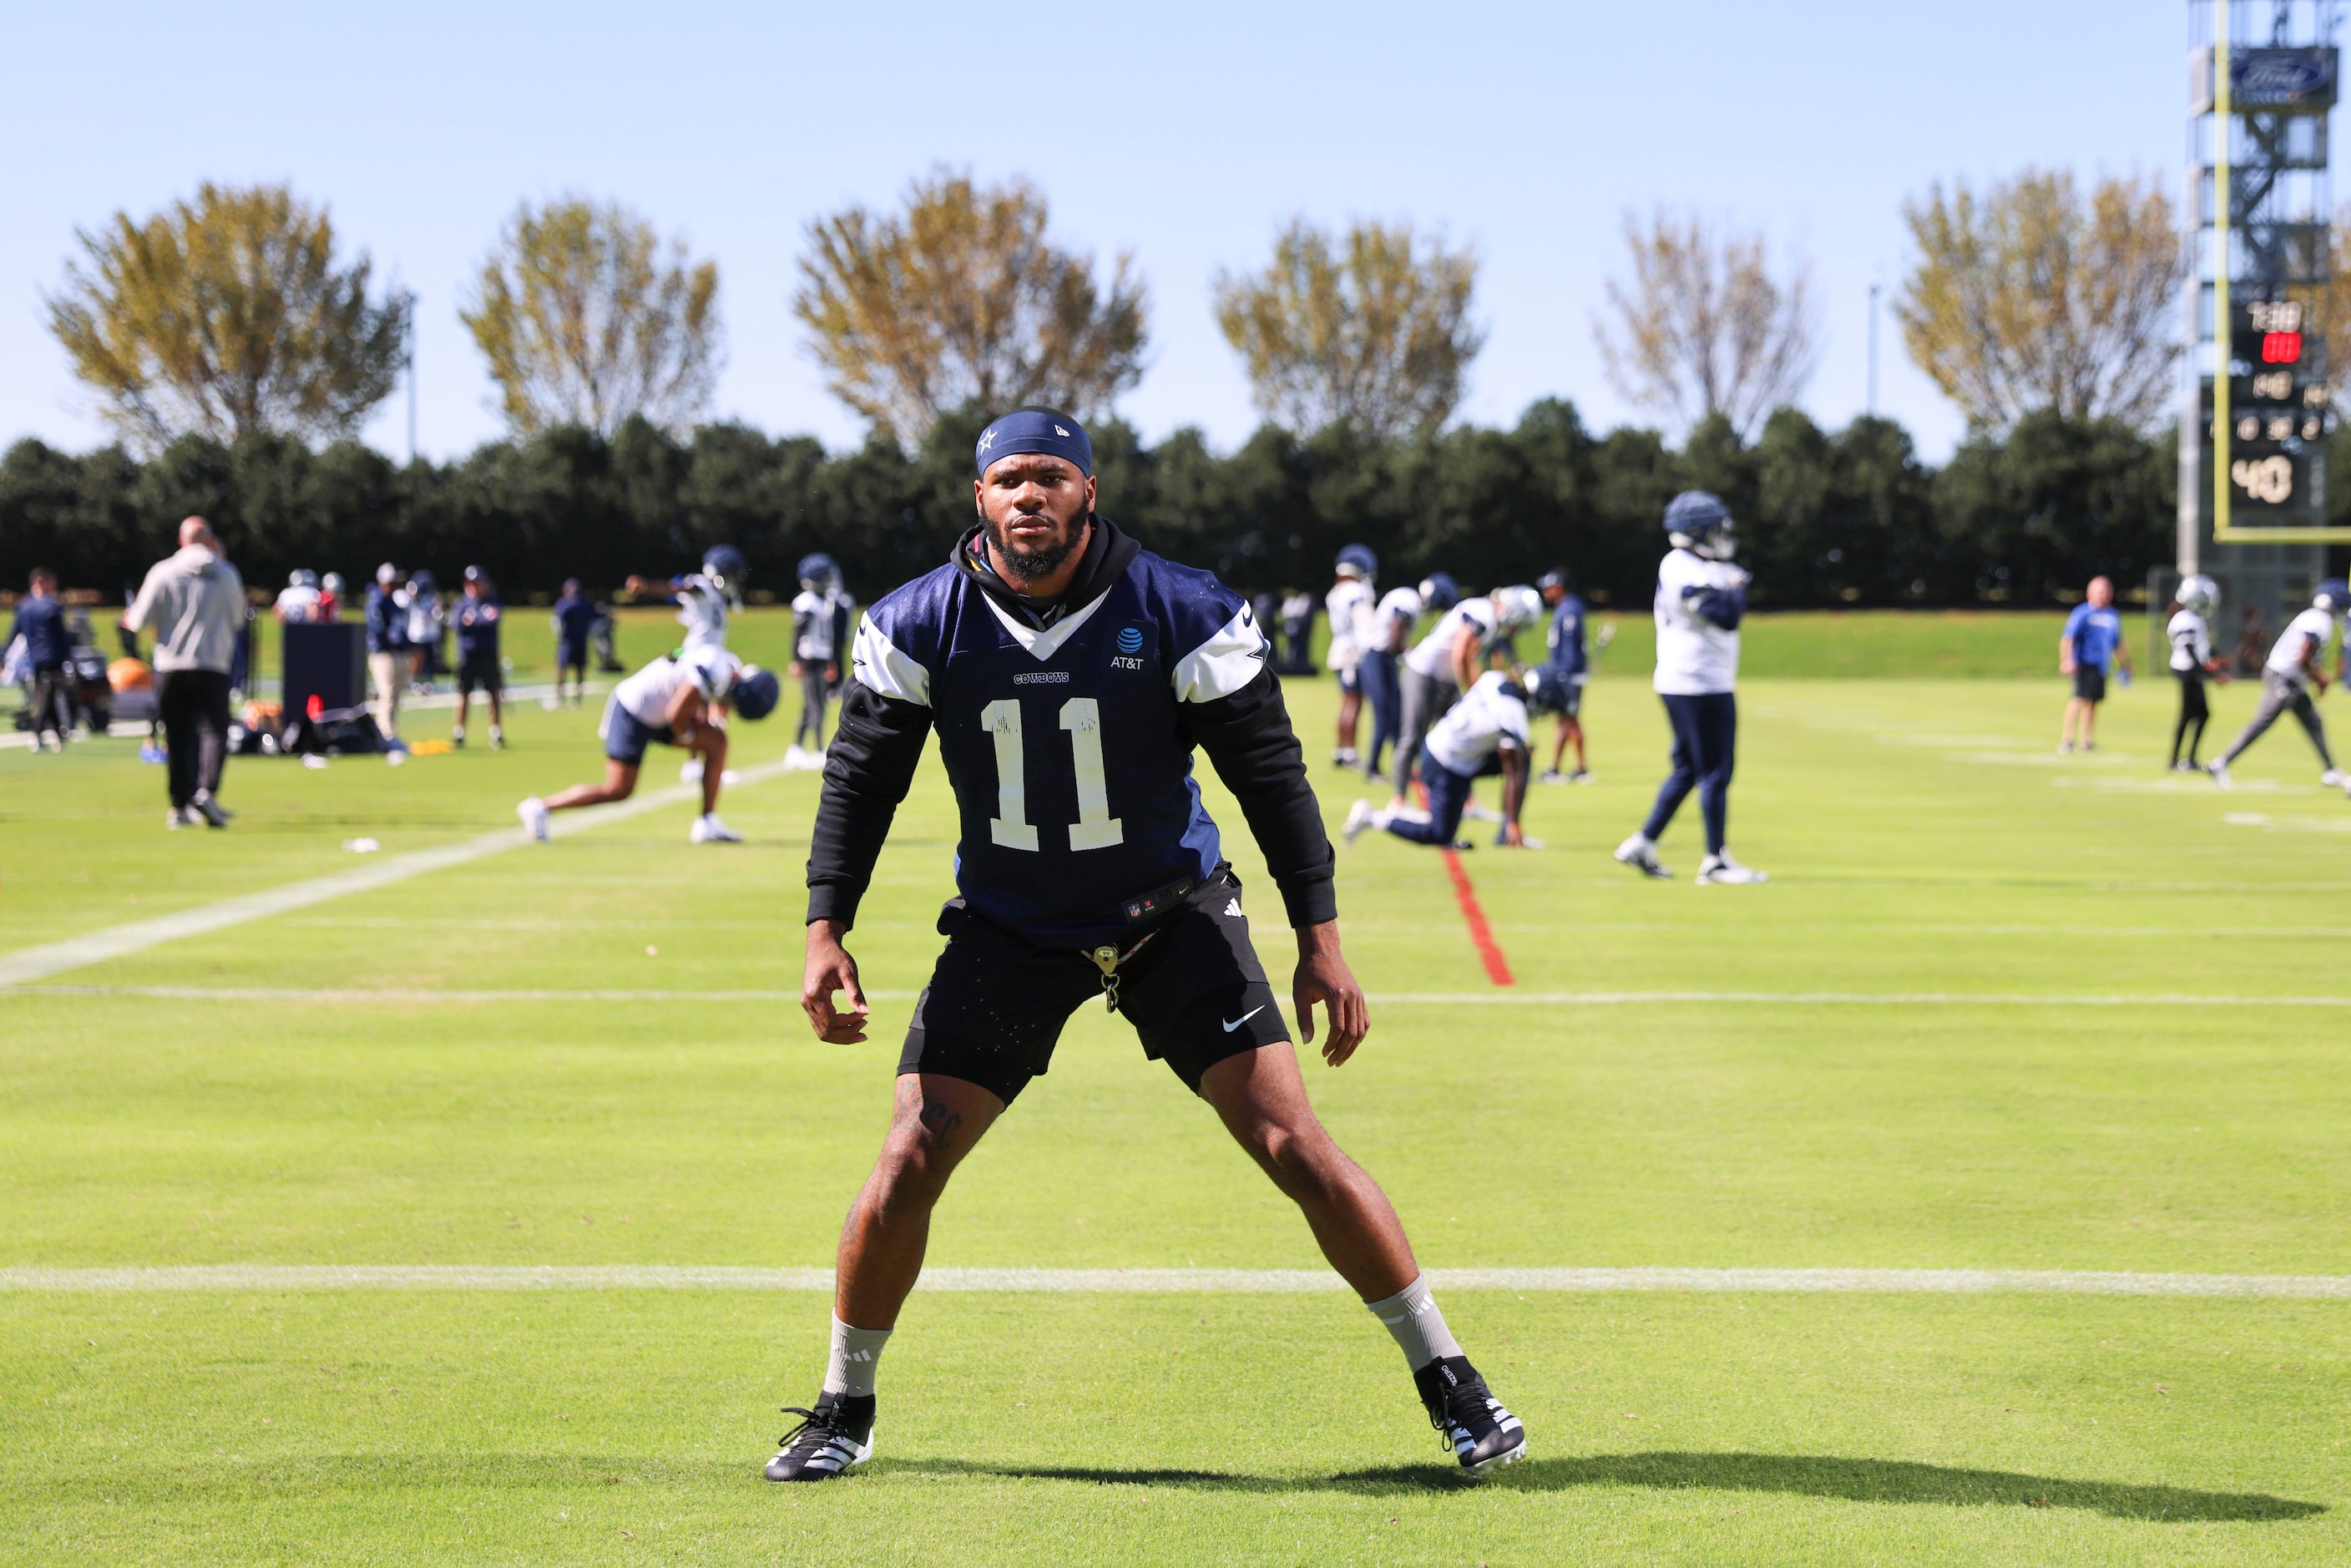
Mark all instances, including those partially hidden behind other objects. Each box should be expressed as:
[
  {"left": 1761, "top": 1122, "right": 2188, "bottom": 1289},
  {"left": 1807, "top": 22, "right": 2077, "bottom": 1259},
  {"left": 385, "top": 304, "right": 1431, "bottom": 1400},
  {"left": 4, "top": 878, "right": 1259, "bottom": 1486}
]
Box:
[{"left": 981, "top": 697, "right": 1125, "bottom": 852}]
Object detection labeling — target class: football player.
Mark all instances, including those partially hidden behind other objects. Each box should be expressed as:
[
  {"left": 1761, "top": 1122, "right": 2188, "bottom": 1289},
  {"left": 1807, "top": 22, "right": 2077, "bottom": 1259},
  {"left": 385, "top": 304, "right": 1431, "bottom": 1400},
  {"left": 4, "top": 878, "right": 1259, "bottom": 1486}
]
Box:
[
  {"left": 1532, "top": 569, "right": 1595, "bottom": 784},
  {"left": 2208, "top": 578, "right": 2351, "bottom": 791},
  {"left": 1325, "top": 545, "right": 1379, "bottom": 767},
  {"left": 625, "top": 544, "right": 746, "bottom": 655},
  {"left": 789, "top": 553, "right": 856, "bottom": 768},
  {"left": 1361, "top": 574, "right": 1433, "bottom": 778},
  {"left": 516, "top": 644, "right": 779, "bottom": 844},
  {"left": 771, "top": 408, "right": 1525, "bottom": 1485},
  {"left": 1345, "top": 666, "right": 1534, "bottom": 849},
  {"left": 1386, "top": 582, "right": 1541, "bottom": 813},
  {"left": 1614, "top": 492, "right": 1767, "bottom": 884},
  {"left": 2166, "top": 574, "right": 2227, "bottom": 771}
]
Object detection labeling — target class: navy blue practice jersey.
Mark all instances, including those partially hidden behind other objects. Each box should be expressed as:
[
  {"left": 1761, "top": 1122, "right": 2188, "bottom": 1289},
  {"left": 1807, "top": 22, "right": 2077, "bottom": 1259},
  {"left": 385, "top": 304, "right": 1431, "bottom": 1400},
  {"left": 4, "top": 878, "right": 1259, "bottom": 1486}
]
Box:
[
  {"left": 1545, "top": 595, "right": 1587, "bottom": 679},
  {"left": 852, "top": 550, "right": 1269, "bottom": 944}
]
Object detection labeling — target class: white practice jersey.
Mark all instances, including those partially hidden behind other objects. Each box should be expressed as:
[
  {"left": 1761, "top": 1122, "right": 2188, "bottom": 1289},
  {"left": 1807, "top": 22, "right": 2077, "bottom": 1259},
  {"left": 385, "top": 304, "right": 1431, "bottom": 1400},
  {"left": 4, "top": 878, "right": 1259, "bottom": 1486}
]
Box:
[
  {"left": 2167, "top": 609, "right": 2212, "bottom": 673},
  {"left": 1403, "top": 599, "right": 1500, "bottom": 680},
  {"left": 613, "top": 645, "right": 741, "bottom": 727},
  {"left": 1423, "top": 670, "right": 1532, "bottom": 776},
  {"left": 794, "top": 587, "right": 852, "bottom": 662},
  {"left": 275, "top": 586, "right": 321, "bottom": 623},
  {"left": 1324, "top": 578, "right": 1378, "bottom": 671},
  {"left": 1374, "top": 586, "right": 1423, "bottom": 653},
  {"left": 404, "top": 594, "right": 442, "bottom": 645},
  {"left": 1653, "top": 548, "right": 1743, "bottom": 695},
  {"left": 2266, "top": 607, "right": 2337, "bottom": 680},
  {"left": 675, "top": 573, "right": 733, "bottom": 650}
]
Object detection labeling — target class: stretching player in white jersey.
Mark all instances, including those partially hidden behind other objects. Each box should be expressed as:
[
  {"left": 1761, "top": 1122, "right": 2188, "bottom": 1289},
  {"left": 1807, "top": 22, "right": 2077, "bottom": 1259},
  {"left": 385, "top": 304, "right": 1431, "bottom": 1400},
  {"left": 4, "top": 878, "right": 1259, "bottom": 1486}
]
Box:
[
  {"left": 1386, "top": 584, "right": 1540, "bottom": 812},
  {"left": 1361, "top": 576, "right": 1427, "bottom": 778},
  {"left": 2208, "top": 579, "right": 2351, "bottom": 791},
  {"left": 1326, "top": 545, "right": 1379, "bottom": 767},
  {"left": 626, "top": 544, "right": 746, "bottom": 654},
  {"left": 1345, "top": 668, "right": 1535, "bottom": 849},
  {"left": 1615, "top": 492, "right": 1767, "bottom": 884},
  {"left": 2166, "top": 574, "right": 2228, "bottom": 772},
  {"left": 517, "top": 645, "right": 779, "bottom": 844}
]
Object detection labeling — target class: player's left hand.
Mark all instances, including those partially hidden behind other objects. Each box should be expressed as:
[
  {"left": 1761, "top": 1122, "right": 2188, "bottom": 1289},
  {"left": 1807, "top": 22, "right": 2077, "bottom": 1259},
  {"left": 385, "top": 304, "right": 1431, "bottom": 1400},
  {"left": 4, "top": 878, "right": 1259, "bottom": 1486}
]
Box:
[
  {"left": 1499, "top": 822, "right": 1526, "bottom": 847},
  {"left": 1293, "top": 921, "right": 1368, "bottom": 1066}
]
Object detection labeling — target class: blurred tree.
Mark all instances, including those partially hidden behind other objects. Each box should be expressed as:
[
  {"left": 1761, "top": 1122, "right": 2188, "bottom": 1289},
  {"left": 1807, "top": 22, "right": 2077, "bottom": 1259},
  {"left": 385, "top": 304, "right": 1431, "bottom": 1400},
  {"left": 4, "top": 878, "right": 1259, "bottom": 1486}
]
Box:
[
  {"left": 1897, "top": 169, "right": 2181, "bottom": 430},
  {"left": 463, "top": 198, "right": 722, "bottom": 438},
  {"left": 1593, "top": 210, "right": 1820, "bottom": 441},
  {"left": 45, "top": 183, "right": 409, "bottom": 453},
  {"left": 1213, "top": 220, "right": 1483, "bottom": 442},
  {"left": 795, "top": 170, "right": 1148, "bottom": 445}
]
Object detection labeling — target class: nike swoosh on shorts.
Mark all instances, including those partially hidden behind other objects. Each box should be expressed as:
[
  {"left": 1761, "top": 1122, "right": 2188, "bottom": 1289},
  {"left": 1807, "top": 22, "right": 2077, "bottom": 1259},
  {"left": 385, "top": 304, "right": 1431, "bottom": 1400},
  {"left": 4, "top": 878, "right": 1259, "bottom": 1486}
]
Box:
[{"left": 1221, "top": 1006, "right": 1266, "bottom": 1033}]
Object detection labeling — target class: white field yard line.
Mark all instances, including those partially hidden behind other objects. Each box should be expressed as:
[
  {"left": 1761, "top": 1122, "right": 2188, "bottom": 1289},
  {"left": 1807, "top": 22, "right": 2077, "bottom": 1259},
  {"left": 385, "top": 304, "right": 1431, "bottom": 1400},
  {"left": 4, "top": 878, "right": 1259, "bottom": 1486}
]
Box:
[
  {"left": 3, "top": 1265, "right": 2349, "bottom": 1298},
  {"left": 0, "top": 754, "right": 795, "bottom": 989},
  {"left": 12, "top": 985, "right": 2351, "bottom": 1009}
]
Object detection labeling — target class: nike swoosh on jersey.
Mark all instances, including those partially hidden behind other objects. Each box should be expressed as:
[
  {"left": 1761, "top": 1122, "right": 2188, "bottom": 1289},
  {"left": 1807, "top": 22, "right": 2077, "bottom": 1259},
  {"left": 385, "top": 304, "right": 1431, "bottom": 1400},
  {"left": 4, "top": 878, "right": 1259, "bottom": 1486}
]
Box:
[{"left": 1221, "top": 1006, "right": 1266, "bottom": 1033}]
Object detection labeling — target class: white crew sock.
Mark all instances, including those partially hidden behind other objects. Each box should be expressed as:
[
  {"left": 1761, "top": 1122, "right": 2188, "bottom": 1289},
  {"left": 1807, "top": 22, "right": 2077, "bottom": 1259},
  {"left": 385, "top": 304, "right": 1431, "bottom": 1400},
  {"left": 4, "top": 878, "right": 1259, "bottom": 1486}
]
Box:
[
  {"left": 822, "top": 1314, "right": 892, "bottom": 1399},
  {"left": 1365, "top": 1273, "right": 1464, "bottom": 1372}
]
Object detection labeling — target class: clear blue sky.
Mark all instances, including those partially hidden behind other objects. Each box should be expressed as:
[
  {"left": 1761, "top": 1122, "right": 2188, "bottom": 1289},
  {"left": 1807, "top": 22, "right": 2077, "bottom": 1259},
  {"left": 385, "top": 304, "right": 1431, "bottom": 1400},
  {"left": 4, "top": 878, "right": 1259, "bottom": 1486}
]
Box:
[{"left": 2, "top": 0, "right": 2207, "bottom": 465}]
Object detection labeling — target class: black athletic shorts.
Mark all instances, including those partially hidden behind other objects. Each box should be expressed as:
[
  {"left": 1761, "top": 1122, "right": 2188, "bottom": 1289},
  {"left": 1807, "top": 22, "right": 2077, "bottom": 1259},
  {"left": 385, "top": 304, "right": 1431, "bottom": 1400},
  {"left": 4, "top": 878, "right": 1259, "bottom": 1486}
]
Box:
[
  {"left": 2073, "top": 665, "right": 2107, "bottom": 702},
  {"left": 898, "top": 866, "right": 1291, "bottom": 1105},
  {"left": 1529, "top": 667, "right": 1584, "bottom": 717},
  {"left": 458, "top": 653, "right": 503, "bottom": 695}
]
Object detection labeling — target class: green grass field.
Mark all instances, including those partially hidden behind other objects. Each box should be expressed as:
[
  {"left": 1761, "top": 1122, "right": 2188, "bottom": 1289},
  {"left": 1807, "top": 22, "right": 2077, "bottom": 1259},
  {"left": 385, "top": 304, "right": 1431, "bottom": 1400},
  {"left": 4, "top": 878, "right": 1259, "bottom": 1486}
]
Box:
[{"left": 5, "top": 608, "right": 2350, "bottom": 1565}]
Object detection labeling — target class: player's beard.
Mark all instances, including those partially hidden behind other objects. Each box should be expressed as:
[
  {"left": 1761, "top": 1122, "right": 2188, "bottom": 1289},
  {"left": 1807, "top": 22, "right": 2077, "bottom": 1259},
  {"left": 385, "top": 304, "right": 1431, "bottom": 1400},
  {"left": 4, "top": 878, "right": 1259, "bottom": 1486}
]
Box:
[{"left": 984, "top": 508, "right": 1089, "bottom": 586}]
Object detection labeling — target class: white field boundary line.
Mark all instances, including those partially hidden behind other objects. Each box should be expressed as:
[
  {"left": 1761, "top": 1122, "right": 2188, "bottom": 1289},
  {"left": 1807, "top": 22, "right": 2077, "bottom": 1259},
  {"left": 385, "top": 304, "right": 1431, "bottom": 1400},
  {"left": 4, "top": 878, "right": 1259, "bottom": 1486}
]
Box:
[
  {"left": 4, "top": 1265, "right": 2350, "bottom": 1298},
  {"left": 12, "top": 985, "right": 2351, "bottom": 1009},
  {"left": 0, "top": 755, "right": 795, "bottom": 989}
]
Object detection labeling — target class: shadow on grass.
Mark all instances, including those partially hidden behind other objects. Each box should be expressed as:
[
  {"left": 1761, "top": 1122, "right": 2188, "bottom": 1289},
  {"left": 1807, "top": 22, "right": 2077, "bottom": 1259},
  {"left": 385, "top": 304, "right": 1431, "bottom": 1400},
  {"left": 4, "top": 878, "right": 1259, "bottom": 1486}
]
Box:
[
  {"left": 887, "top": 1452, "right": 2323, "bottom": 1521},
  {"left": 36, "top": 1451, "right": 2323, "bottom": 1524}
]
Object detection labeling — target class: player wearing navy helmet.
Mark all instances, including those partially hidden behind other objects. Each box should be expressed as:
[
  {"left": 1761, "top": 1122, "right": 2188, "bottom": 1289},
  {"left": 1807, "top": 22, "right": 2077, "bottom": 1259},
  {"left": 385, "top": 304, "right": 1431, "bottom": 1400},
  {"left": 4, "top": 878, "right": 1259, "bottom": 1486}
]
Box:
[
  {"left": 789, "top": 553, "right": 856, "bottom": 768},
  {"left": 769, "top": 408, "right": 1524, "bottom": 1485},
  {"left": 624, "top": 544, "right": 743, "bottom": 654},
  {"left": 1615, "top": 493, "right": 1767, "bottom": 884},
  {"left": 2208, "top": 578, "right": 2351, "bottom": 791},
  {"left": 516, "top": 644, "right": 776, "bottom": 844}
]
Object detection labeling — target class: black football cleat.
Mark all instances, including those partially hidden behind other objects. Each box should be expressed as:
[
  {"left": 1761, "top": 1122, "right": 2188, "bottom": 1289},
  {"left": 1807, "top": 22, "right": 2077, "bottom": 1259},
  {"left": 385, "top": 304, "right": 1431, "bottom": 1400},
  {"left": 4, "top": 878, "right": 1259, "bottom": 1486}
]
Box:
[
  {"left": 1414, "top": 1356, "right": 1526, "bottom": 1475},
  {"left": 763, "top": 1391, "right": 874, "bottom": 1481}
]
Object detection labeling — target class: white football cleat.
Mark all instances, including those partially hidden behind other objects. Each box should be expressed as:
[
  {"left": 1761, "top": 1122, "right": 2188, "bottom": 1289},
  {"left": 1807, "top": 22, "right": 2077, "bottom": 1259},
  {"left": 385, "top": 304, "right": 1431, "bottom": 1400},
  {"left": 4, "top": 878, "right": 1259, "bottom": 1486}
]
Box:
[
  {"left": 1462, "top": 802, "right": 1503, "bottom": 823},
  {"left": 690, "top": 813, "right": 742, "bottom": 843},
  {"left": 2207, "top": 761, "right": 2232, "bottom": 789},
  {"left": 680, "top": 757, "right": 705, "bottom": 785},
  {"left": 1342, "top": 799, "right": 1377, "bottom": 842},
  {"left": 1696, "top": 851, "right": 1769, "bottom": 885},
  {"left": 2323, "top": 769, "right": 2347, "bottom": 787},
  {"left": 518, "top": 797, "right": 552, "bottom": 842},
  {"left": 1613, "top": 834, "right": 1671, "bottom": 878}
]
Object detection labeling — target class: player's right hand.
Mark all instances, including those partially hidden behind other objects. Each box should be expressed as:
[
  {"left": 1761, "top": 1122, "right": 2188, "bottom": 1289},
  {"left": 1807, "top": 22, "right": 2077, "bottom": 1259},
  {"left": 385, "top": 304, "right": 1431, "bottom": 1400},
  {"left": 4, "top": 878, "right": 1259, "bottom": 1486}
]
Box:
[{"left": 802, "top": 920, "right": 869, "bottom": 1043}]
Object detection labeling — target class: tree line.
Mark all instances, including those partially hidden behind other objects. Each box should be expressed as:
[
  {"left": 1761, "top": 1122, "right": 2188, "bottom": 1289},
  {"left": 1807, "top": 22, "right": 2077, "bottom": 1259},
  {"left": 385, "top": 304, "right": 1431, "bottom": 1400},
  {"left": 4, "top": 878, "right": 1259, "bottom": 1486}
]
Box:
[{"left": 0, "top": 400, "right": 2190, "bottom": 611}]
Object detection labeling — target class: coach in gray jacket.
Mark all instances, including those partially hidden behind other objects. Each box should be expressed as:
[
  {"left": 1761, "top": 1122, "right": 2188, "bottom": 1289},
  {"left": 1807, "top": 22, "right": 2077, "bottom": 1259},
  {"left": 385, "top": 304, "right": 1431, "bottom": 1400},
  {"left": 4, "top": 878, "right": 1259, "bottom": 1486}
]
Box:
[{"left": 124, "top": 517, "right": 245, "bottom": 829}]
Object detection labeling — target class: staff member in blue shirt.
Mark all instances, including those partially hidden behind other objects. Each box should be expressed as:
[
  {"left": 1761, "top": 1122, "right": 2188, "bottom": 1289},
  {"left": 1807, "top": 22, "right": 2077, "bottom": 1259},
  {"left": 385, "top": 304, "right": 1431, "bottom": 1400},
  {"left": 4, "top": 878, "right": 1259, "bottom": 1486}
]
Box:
[
  {"left": 551, "top": 579, "right": 598, "bottom": 707},
  {"left": 452, "top": 565, "right": 504, "bottom": 750},
  {"left": 9, "top": 568, "right": 72, "bottom": 751},
  {"left": 2059, "top": 575, "right": 2131, "bottom": 754}
]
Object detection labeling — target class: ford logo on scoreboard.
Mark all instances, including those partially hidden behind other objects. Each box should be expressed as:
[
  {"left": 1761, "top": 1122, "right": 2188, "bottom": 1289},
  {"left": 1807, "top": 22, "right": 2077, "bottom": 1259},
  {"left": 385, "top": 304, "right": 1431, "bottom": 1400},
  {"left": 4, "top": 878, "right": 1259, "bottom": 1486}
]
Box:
[{"left": 2232, "top": 47, "right": 2338, "bottom": 106}]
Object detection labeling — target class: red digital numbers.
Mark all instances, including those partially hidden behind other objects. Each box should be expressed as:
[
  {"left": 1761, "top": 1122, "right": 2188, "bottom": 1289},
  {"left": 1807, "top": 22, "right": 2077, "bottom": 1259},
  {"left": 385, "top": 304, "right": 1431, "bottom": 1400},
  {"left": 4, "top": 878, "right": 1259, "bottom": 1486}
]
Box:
[{"left": 2262, "top": 331, "right": 2303, "bottom": 364}]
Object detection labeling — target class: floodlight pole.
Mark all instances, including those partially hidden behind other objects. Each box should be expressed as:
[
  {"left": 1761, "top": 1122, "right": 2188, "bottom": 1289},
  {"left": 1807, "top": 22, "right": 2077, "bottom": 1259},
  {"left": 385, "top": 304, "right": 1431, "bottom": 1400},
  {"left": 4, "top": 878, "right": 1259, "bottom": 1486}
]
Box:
[
  {"left": 2213, "top": 0, "right": 2232, "bottom": 548},
  {"left": 1866, "top": 284, "right": 1880, "bottom": 417}
]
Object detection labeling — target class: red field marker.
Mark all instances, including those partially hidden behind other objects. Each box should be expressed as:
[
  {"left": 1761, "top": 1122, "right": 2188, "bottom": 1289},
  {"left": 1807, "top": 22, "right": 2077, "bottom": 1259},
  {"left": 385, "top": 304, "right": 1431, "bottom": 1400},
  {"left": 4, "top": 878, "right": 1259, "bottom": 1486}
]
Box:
[{"left": 1413, "top": 782, "right": 1515, "bottom": 986}]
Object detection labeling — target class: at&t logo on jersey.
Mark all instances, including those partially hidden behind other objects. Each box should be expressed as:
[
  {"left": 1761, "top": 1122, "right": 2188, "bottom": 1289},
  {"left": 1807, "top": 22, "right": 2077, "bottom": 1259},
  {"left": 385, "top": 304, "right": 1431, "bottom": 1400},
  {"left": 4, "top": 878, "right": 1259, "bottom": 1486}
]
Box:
[{"left": 1111, "top": 624, "right": 1153, "bottom": 672}]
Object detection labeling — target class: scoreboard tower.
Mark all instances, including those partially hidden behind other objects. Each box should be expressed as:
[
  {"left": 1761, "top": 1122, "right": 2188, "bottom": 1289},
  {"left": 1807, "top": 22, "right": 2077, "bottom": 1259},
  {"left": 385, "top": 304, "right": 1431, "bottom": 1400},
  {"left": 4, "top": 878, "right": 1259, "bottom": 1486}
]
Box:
[{"left": 2182, "top": 0, "right": 2341, "bottom": 651}]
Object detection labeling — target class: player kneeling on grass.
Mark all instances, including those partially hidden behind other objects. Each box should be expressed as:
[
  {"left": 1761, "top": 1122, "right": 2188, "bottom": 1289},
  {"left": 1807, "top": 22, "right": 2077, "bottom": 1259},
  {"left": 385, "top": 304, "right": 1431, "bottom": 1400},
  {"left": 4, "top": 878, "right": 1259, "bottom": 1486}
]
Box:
[
  {"left": 517, "top": 645, "right": 779, "bottom": 844},
  {"left": 1345, "top": 667, "right": 1536, "bottom": 849},
  {"left": 772, "top": 407, "right": 1525, "bottom": 1485}
]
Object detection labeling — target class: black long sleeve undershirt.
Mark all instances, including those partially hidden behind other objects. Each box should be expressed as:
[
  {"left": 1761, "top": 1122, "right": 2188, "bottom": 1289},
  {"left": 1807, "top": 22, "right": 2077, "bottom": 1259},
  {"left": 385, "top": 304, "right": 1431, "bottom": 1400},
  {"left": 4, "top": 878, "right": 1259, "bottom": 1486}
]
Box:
[
  {"left": 1181, "top": 667, "right": 1337, "bottom": 929},
  {"left": 803, "top": 680, "right": 933, "bottom": 930},
  {"left": 803, "top": 665, "right": 1337, "bottom": 933}
]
